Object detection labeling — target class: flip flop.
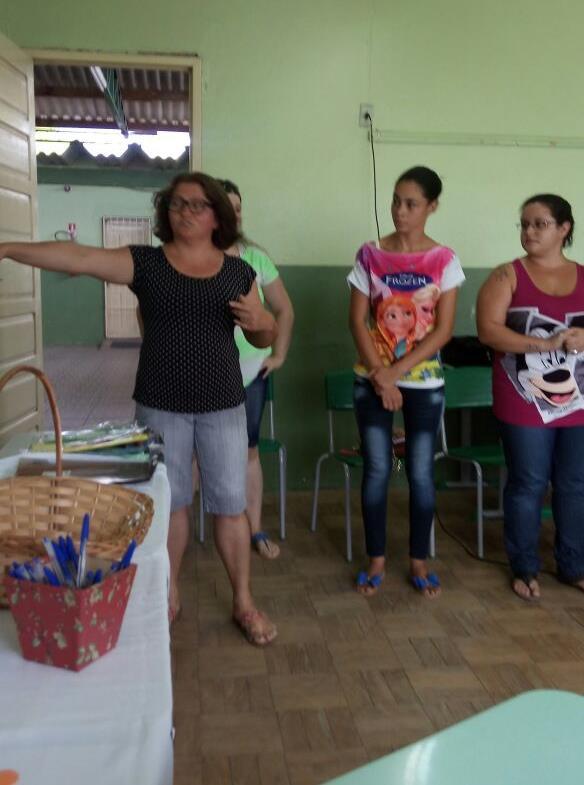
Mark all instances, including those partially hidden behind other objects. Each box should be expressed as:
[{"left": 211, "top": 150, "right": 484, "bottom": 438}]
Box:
[
  {"left": 427, "top": 573, "right": 440, "bottom": 588},
  {"left": 233, "top": 609, "right": 277, "bottom": 647},
  {"left": 251, "top": 531, "right": 280, "bottom": 560},
  {"left": 410, "top": 573, "right": 441, "bottom": 595},
  {"left": 356, "top": 571, "right": 369, "bottom": 588},
  {"left": 356, "top": 571, "right": 385, "bottom": 595}
]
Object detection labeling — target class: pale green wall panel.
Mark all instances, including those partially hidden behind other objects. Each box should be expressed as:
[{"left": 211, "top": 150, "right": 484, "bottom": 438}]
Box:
[
  {"left": 38, "top": 184, "right": 156, "bottom": 344},
  {"left": 367, "top": 144, "right": 584, "bottom": 271}
]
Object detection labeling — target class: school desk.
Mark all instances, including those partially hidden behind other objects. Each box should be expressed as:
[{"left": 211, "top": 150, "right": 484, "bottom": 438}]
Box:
[{"left": 321, "top": 689, "right": 584, "bottom": 785}]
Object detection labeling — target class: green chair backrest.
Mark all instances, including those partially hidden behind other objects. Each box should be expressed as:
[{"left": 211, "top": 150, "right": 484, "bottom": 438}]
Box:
[
  {"left": 443, "top": 365, "right": 493, "bottom": 409},
  {"left": 325, "top": 370, "right": 355, "bottom": 410}
]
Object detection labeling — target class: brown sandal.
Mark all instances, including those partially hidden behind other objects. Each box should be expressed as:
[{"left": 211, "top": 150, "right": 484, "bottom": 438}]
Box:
[{"left": 233, "top": 609, "right": 277, "bottom": 646}]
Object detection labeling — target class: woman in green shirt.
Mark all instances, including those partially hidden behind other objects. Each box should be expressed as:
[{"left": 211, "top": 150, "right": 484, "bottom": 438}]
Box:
[{"left": 219, "top": 179, "right": 295, "bottom": 559}]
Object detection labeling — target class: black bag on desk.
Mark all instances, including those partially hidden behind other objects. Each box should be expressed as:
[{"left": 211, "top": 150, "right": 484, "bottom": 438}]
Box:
[{"left": 441, "top": 336, "right": 492, "bottom": 367}]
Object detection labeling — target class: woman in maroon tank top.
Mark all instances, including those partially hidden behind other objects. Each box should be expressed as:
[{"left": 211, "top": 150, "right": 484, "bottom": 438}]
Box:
[{"left": 477, "top": 194, "right": 584, "bottom": 600}]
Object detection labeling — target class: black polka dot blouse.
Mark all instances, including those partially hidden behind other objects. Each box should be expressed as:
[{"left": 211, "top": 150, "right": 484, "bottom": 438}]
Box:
[{"left": 129, "top": 245, "right": 256, "bottom": 414}]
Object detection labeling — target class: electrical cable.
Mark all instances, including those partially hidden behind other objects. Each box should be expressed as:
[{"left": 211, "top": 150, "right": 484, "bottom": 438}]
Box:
[{"left": 367, "top": 113, "right": 380, "bottom": 241}]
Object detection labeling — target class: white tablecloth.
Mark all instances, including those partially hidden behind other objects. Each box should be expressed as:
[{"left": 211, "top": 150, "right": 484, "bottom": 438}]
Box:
[{"left": 0, "top": 458, "right": 173, "bottom": 785}]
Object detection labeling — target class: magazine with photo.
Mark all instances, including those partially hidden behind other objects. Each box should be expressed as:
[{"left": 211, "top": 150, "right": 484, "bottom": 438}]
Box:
[{"left": 500, "top": 308, "right": 584, "bottom": 424}]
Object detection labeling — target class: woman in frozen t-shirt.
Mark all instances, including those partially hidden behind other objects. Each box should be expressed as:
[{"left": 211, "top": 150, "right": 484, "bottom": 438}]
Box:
[{"left": 348, "top": 166, "right": 465, "bottom": 598}]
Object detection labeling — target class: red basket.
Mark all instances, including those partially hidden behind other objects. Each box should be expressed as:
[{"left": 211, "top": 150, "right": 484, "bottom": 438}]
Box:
[{"left": 2, "top": 562, "right": 137, "bottom": 671}]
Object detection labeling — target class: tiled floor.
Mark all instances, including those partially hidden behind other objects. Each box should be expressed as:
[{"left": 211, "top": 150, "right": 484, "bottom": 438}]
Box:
[
  {"left": 44, "top": 346, "right": 584, "bottom": 785},
  {"left": 43, "top": 344, "right": 139, "bottom": 428}
]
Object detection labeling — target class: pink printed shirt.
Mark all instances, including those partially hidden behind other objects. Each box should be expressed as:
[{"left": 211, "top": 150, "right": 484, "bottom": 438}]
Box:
[
  {"left": 348, "top": 242, "right": 465, "bottom": 388},
  {"left": 493, "top": 259, "right": 584, "bottom": 427}
]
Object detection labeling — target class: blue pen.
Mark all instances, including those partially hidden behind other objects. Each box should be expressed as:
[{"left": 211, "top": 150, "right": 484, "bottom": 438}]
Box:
[
  {"left": 84, "top": 570, "right": 94, "bottom": 587},
  {"left": 58, "top": 537, "right": 72, "bottom": 573},
  {"left": 42, "top": 538, "right": 67, "bottom": 585},
  {"left": 51, "top": 539, "right": 75, "bottom": 586},
  {"left": 63, "top": 538, "right": 79, "bottom": 584},
  {"left": 77, "top": 513, "right": 90, "bottom": 588},
  {"left": 92, "top": 569, "right": 103, "bottom": 585},
  {"left": 53, "top": 537, "right": 77, "bottom": 586},
  {"left": 10, "top": 564, "right": 28, "bottom": 580},
  {"left": 66, "top": 535, "right": 79, "bottom": 570},
  {"left": 119, "top": 540, "right": 137, "bottom": 570},
  {"left": 20, "top": 562, "right": 37, "bottom": 582},
  {"left": 43, "top": 566, "right": 60, "bottom": 586},
  {"left": 27, "top": 558, "right": 46, "bottom": 583}
]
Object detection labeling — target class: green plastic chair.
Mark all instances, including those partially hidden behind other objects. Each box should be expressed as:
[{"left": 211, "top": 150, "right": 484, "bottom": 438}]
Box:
[
  {"left": 258, "top": 374, "right": 287, "bottom": 540},
  {"left": 198, "top": 373, "right": 286, "bottom": 542},
  {"left": 434, "top": 365, "right": 505, "bottom": 558},
  {"left": 309, "top": 370, "right": 436, "bottom": 562},
  {"left": 310, "top": 370, "right": 361, "bottom": 562}
]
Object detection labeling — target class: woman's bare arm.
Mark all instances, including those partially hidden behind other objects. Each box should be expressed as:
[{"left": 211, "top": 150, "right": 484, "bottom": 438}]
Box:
[
  {"left": 259, "top": 277, "right": 294, "bottom": 373},
  {"left": 0, "top": 242, "right": 134, "bottom": 285},
  {"left": 477, "top": 263, "right": 564, "bottom": 353}
]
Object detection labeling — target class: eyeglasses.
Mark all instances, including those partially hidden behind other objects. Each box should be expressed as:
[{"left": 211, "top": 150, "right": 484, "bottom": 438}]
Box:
[
  {"left": 168, "top": 196, "right": 212, "bottom": 215},
  {"left": 517, "top": 219, "right": 557, "bottom": 232}
]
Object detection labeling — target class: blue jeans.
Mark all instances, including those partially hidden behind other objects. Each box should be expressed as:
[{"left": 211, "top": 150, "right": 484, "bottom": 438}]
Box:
[
  {"left": 498, "top": 420, "right": 584, "bottom": 582},
  {"left": 353, "top": 378, "right": 444, "bottom": 559},
  {"left": 244, "top": 373, "right": 268, "bottom": 448}
]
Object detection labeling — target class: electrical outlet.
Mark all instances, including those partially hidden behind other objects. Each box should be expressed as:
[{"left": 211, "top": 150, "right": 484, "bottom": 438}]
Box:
[{"left": 359, "top": 103, "right": 374, "bottom": 127}]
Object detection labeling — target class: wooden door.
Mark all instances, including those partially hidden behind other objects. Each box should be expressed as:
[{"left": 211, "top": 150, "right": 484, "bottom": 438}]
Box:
[{"left": 0, "top": 30, "right": 42, "bottom": 441}]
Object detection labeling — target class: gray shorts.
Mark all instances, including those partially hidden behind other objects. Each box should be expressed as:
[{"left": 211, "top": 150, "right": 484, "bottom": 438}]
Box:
[{"left": 135, "top": 402, "right": 247, "bottom": 515}]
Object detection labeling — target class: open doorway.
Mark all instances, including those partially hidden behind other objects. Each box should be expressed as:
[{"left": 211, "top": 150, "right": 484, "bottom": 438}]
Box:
[{"left": 30, "top": 49, "right": 201, "bottom": 344}]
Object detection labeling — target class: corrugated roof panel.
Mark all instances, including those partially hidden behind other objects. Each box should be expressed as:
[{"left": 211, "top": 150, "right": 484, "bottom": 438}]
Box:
[
  {"left": 34, "top": 64, "right": 190, "bottom": 131},
  {"left": 37, "top": 140, "right": 190, "bottom": 170}
]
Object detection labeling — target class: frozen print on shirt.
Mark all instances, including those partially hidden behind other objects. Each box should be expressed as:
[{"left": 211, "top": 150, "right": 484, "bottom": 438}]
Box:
[
  {"left": 501, "top": 308, "right": 584, "bottom": 423},
  {"left": 348, "top": 243, "right": 465, "bottom": 388},
  {"left": 373, "top": 283, "right": 442, "bottom": 364},
  {"left": 362, "top": 247, "right": 452, "bottom": 384}
]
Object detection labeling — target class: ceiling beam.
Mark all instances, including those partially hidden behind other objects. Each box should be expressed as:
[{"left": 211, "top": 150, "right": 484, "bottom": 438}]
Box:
[{"left": 35, "top": 85, "right": 189, "bottom": 102}]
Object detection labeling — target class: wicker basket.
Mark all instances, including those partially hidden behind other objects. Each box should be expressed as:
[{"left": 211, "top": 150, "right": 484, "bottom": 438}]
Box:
[{"left": 0, "top": 365, "right": 154, "bottom": 606}]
